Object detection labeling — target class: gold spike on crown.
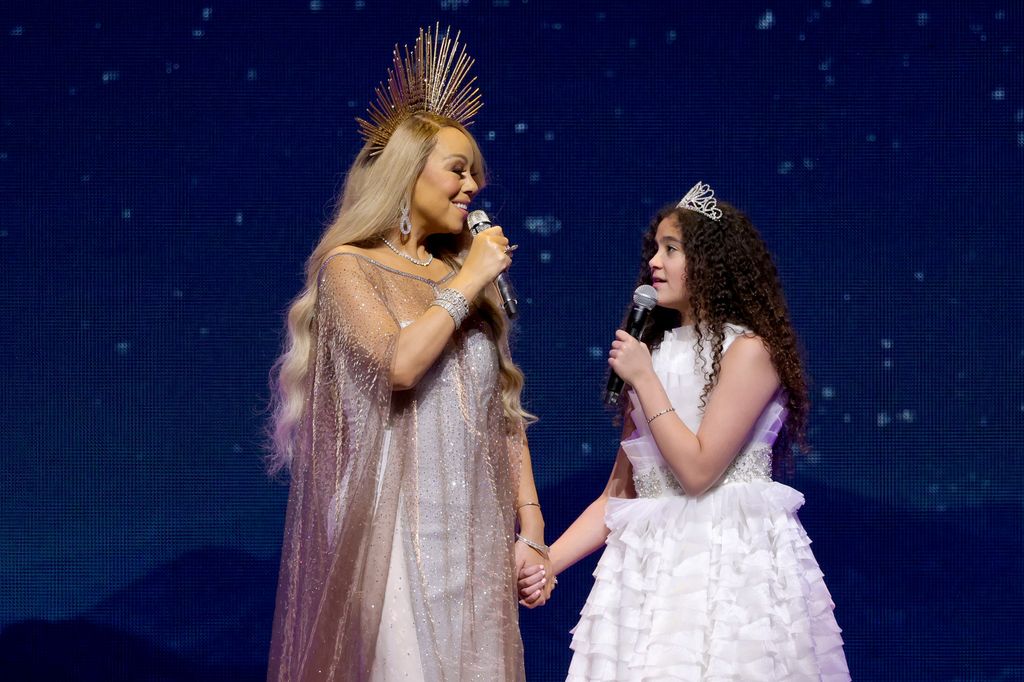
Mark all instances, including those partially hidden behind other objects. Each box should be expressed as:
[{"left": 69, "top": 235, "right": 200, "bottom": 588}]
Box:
[
  {"left": 356, "top": 24, "right": 483, "bottom": 156},
  {"left": 676, "top": 181, "right": 723, "bottom": 221}
]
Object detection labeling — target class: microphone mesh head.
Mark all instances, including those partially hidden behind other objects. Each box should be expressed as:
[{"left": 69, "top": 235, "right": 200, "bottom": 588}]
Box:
[
  {"left": 633, "top": 284, "right": 658, "bottom": 310},
  {"left": 466, "top": 210, "right": 491, "bottom": 234}
]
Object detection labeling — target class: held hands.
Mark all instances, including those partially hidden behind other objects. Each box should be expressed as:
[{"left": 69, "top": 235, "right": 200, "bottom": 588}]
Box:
[
  {"left": 517, "top": 561, "right": 551, "bottom": 608},
  {"left": 608, "top": 329, "right": 655, "bottom": 387},
  {"left": 515, "top": 541, "right": 554, "bottom": 609}
]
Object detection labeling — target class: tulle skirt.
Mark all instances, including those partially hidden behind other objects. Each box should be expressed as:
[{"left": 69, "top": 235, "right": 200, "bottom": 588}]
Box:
[{"left": 567, "top": 482, "right": 850, "bottom": 681}]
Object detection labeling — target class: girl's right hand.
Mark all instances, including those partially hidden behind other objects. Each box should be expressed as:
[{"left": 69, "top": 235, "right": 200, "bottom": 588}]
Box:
[{"left": 456, "top": 226, "right": 512, "bottom": 296}]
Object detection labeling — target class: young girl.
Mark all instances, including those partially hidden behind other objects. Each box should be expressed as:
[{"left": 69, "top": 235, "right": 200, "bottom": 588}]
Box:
[{"left": 520, "top": 183, "right": 849, "bottom": 680}]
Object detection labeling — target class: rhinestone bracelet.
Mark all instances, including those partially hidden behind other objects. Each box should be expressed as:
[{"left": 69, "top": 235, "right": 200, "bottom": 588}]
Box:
[
  {"left": 431, "top": 287, "right": 470, "bottom": 328},
  {"left": 516, "top": 533, "right": 550, "bottom": 559}
]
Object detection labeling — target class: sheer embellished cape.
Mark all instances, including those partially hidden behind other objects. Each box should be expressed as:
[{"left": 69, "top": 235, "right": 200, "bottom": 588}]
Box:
[{"left": 268, "top": 253, "right": 526, "bottom": 680}]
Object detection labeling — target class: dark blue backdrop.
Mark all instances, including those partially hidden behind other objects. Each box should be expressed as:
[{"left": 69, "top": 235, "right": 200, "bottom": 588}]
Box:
[{"left": 2, "top": 1, "right": 1021, "bottom": 680}]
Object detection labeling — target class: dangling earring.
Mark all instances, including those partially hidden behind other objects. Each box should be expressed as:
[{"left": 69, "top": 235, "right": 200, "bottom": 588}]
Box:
[{"left": 399, "top": 200, "right": 412, "bottom": 238}]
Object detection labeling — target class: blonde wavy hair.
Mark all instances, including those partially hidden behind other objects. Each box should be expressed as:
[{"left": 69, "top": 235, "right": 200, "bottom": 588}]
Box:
[{"left": 267, "top": 112, "right": 533, "bottom": 475}]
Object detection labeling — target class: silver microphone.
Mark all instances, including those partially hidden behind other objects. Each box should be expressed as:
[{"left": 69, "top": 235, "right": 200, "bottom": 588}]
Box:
[{"left": 466, "top": 210, "right": 518, "bottom": 319}]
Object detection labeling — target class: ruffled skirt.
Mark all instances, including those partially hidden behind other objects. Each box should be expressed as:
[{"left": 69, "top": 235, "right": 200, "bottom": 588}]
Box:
[{"left": 567, "top": 482, "right": 849, "bottom": 681}]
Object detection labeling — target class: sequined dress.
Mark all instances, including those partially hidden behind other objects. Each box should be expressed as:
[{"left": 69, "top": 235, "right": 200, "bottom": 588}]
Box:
[
  {"left": 567, "top": 324, "right": 849, "bottom": 681},
  {"left": 268, "top": 253, "right": 526, "bottom": 681}
]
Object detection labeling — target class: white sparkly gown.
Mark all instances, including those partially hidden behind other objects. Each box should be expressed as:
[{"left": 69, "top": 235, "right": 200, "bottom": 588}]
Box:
[{"left": 567, "top": 324, "right": 850, "bottom": 681}]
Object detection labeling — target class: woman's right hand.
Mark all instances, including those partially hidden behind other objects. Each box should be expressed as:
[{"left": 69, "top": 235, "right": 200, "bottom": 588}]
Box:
[{"left": 452, "top": 225, "right": 512, "bottom": 299}]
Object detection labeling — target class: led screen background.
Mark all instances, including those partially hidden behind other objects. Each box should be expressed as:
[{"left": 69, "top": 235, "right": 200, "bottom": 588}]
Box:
[{"left": 1, "top": 1, "right": 1021, "bottom": 679}]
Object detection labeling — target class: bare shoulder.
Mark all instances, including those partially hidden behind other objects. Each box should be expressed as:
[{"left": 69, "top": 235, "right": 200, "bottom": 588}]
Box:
[
  {"left": 722, "top": 333, "right": 774, "bottom": 371},
  {"left": 321, "top": 243, "right": 387, "bottom": 273},
  {"left": 713, "top": 332, "right": 781, "bottom": 398},
  {"left": 317, "top": 246, "right": 378, "bottom": 288},
  {"left": 325, "top": 243, "right": 376, "bottom": 259}
]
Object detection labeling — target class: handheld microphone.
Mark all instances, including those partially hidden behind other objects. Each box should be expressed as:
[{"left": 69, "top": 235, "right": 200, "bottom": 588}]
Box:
[
  {"left": 605, "top": 284, "right": 659, "bottom": 405},
  {"left": 466, "top": 210, "right": 518, "bottom": 319}
]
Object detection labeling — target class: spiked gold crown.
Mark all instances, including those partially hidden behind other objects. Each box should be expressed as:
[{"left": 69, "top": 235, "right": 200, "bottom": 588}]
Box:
[{"left": 356, "top": 24, "right": 483, "bottom": 155}]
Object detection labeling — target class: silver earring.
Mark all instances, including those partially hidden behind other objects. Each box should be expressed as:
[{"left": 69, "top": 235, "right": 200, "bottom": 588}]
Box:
[{"left": 399, "top": 201, "right": 412, "bottom": 236}]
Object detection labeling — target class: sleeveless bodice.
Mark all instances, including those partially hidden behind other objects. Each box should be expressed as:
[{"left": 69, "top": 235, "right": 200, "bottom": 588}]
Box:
[{"left": 621, "top": 324, "right": 787, "bottom": 498}]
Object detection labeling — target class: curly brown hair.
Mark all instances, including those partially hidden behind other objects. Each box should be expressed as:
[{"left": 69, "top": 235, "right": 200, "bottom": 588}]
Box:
[{"left": 623, "top": 201, "right": 810, "bottom": 470}]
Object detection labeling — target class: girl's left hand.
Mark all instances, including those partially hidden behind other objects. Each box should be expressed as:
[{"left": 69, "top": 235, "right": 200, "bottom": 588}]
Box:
[{"left": 608, "top": 329, "right": 654, "bottom": 386}]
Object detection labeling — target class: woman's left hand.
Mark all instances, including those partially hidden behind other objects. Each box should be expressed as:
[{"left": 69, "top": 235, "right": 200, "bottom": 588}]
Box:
[
  {"left": 608, "top": 329, "right": 655, "bottom": 386},
  {"left": 514, "top": 541, "right": 553, "bottom": 608}
]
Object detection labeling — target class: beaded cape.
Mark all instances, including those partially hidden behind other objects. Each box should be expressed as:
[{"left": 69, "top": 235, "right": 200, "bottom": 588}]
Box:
[{"left": 267, "top": 253, "right": 526, "bottom": 680}]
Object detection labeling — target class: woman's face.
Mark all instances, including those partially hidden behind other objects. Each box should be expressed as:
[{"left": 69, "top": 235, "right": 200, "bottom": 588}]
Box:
[
  {"left": 409, "top": 127, "right": 479, "bottom": 235},
  {"left": 648, "top": 215, "right": 690, "bottom": 315}
]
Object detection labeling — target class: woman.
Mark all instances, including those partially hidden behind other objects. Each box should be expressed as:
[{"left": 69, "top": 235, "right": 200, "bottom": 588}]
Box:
[
  {"left": 267, "top": 27, "right": 553, "bottom": 681},
  {"left": 520, "top": 183, "right": 849, "bottom": 680}
]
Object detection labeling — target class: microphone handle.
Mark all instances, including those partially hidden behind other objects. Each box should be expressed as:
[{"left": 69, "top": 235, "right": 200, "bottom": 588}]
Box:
[
  {"left": 494, "top": 273, "right": 518, "bottom": 319},
  {"left": 605, "top": 305, "right": 650, "bottom": 405}
]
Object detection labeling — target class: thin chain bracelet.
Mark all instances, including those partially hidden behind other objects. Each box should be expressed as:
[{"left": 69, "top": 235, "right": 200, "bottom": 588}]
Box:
[{"left": 646, "top": 407, "right": 676, "bottom": 424}]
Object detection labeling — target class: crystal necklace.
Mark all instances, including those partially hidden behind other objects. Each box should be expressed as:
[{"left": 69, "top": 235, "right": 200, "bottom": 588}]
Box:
[{"left": 381, "top": 237, "right": 433, "bottom": 267}]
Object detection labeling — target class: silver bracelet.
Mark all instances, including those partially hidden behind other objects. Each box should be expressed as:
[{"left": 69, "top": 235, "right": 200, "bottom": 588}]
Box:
[
  {"left": 646, "top": 407, "right": 675, "bottom": 424},
  {"left": 431, "top": 288, "right": 470, "bottom": 328},
  {"left": 516, "top": 533, "right": 550, "bottom": 559}
]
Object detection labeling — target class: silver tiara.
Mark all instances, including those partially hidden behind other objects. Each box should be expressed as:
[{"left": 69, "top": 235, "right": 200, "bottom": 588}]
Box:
[{"left": 676, "top": 181, "right": 722, "bottom": 221}]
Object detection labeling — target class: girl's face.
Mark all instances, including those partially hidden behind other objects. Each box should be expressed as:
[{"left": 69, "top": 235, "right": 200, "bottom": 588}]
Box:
[
  {"left": 648, "top": 216, "right": 691, "bottom": 317},
  {"left": 409, "top": 126, "right": 479, "bottom": 236}
]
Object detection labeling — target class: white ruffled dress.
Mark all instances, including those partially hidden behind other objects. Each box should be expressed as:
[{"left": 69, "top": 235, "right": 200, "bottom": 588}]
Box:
[{"left": 567, "top": 324, "right": 850, "bottom": 681}]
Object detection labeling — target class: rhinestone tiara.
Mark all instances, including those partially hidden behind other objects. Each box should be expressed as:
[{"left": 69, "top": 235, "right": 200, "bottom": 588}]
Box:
[
  {"left": 356, "top": 24, "right": 483, "bottom": 156},
  {"left": 676, "top": 181, "right": 723, "bottom": 221}
]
